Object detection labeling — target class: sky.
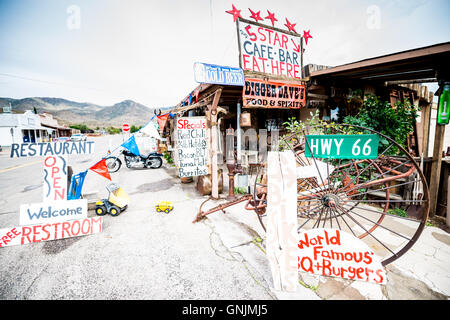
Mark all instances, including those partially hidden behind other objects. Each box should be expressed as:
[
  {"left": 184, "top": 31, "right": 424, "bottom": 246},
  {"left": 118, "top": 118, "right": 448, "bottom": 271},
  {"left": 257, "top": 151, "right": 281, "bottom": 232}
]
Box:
[{"left": 0, "top": 0, "right": 449, "bottom": 108}]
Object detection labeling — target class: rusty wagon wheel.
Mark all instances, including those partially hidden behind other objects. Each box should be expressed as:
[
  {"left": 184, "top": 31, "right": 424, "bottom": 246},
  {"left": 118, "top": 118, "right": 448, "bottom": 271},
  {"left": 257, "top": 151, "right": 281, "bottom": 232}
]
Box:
[{"left": 250, "top": 123, "right": 429, "bottom": 266}]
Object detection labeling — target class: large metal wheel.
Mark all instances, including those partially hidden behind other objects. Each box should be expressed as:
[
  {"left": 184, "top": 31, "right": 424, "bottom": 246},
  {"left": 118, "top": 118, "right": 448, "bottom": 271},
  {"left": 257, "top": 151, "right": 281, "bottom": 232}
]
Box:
[{"left": 249, "top": 123, "right": 429, "bottom": 266}]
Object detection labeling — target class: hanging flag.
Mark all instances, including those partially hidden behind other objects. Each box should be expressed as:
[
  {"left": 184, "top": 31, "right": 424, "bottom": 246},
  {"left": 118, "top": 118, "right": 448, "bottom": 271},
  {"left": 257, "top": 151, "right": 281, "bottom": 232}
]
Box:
[
  {"left": 156, "top": 113, "right": 170, "bottom": 132},
  {"left": 139, "top": 121, "right": 162, "bottom": 139},
  {"left": 121, "top": 135, "right": 140, "bottom": 156},
  {"left": 188, "top": 93, "right": 192, "bottom": 105},
  {"left": 89, "top": 159, "right": 111, "bottom": 181}
]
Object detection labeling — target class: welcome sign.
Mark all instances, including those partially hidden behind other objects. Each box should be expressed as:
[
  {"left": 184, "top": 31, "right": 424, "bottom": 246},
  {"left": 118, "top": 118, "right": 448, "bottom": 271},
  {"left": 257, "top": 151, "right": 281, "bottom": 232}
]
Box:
[
  {"left": 237, "top": 18, "right": 302, "bottom": 79},
  {"left": 20, "top": 199, "right": 87, "bottom": 226}
]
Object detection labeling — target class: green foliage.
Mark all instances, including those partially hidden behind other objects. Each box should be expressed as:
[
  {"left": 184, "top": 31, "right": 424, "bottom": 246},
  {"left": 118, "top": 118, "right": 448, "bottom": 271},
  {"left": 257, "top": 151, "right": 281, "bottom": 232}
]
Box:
[
  {"left": 163, "top": 151, "right": 173, "bottom": 164},
  {"left": 278, "top": 109, "right": 324, "bottom": 151},
  {"left": 343, "top": 94, "right": 419, "bottom": 154},
  {"left": 106, "top": 126, "right": 121, "bottom": 134},
  {"left": 387, "top": 208, "right": 408, "bottom": 218},
  {"left": 69, "top": 124, "right": 91, "bottom": 133},
  {"left": 130, "top": 125, "right": 142, "bottom": 133}
]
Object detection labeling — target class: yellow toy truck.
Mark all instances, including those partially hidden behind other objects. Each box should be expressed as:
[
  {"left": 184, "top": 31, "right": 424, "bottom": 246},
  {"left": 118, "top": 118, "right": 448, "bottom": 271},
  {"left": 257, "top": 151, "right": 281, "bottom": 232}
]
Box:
[
  {"left": 155, "top": 201, "right": 173, "bottom": 214},
  {"left": 95, "top": 183, "right": 130, "bottom": 217}
]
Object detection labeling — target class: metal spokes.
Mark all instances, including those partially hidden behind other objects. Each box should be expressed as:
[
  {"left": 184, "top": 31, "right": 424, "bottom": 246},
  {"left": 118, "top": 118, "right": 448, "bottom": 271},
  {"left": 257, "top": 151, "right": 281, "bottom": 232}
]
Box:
[{"left": 251, "top": 123, "right": 429, "bottom": 266}]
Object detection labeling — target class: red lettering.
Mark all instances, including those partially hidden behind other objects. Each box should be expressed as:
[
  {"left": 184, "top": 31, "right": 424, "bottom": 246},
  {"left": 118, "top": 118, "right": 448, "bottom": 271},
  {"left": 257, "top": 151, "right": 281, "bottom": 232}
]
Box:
[
  {"left": 281, "top": 34, "right": 288, "bottom": 49},
  {"left": 54, "top": 188, "right": 65, "bottom": 201},
  {"left": 41, "top": 224, "right": 51, "bottom": 241},
  {"left": 257, "top": 27, "right": 266, "bottom": 42},
  {"left": 286, "top": 63, "right": 293, "bottom": 78},
  {"left": 62, "top": 222, "right": 71, "bottom": 238},
  {"left": 2, "top": 235, "right": 9, "bottom": 245},
  {"left": 375, "top": 269, "right": 384, "bottom": 284},
  {"left": 293, "top": 65, "right": 301, "bottom": 79},
  {"left": 21, "top": 227, "right": 32, "bottom": 244},
  {"left": 242, "top": 54, "right": 251, "bottom": 70},
  {"left": 32, "top": 225, "right": 41, "bottom": 243},
  {"left": 71, "top": 220, "right": 81, "bottom": 236},
  {"left": 51, "top": 166, "right": 60, "bottom": 178},
  {"left": 273, "top": 32, "right": 281, "bottom": 47},
  {"left": 313, "top": 246, "right": 322, "bottom": 260},
  {"left": 44, "top": 156, "right": 56, "bottom": 167},
  {"left": 252, "top": 56, "right": 261, "bottom": 72},
  {"left": 81, "top": 219, "right": 91, "bottom": 234},
  {"left": 245, "top": 25, "right": 257, "bottom": 41}
]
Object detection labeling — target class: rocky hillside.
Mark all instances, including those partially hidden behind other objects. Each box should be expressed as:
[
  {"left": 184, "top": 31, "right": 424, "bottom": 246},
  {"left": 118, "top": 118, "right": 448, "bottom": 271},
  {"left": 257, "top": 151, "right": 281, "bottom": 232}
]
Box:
[{"left": 0, "top": 97, "right": 166, "bottom": 127}]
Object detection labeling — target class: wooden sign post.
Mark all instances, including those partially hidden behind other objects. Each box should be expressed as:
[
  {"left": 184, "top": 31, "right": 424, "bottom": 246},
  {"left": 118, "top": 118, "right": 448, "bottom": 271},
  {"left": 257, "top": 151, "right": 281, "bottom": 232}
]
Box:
[{"left": 266, "top": 151, "right": 298, "bottom": 292}]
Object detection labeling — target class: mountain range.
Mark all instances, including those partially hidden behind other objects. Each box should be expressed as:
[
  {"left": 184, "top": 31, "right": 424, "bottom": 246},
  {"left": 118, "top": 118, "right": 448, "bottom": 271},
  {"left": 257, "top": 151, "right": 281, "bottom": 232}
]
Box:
[{"left": 0, "top": 97, "right": 173, "bottom": 127}]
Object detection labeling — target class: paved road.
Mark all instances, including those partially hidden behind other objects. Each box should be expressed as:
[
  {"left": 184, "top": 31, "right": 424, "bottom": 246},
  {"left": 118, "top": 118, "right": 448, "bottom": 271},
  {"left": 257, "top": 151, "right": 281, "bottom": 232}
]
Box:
[{"left": 0, "top": 135, "right": 275, "bottom": 300}]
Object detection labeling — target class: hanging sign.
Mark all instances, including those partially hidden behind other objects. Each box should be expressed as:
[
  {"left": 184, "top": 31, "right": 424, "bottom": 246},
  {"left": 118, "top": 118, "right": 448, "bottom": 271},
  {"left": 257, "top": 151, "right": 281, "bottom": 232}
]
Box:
[
  {"left": 43, "top": 155, "right": 67, "bottom": 201},
  {"left": 298, "top": 228, "right": 386, "bottom": 284},
  {"left": 243, "top": 78, "right": 306, "bottom": 108},
  {"left": 19, "top": 199, "right": 87, "bottom": 226},
  {"left": 10, "top": 141, "right": 95, "bottom": 158},
  {"left": 193, "top": 62, "right": 245, "bottom": 86},
  {"left": 175, "top": 117, "right": 208, "bottom": 178},
  {"left": 0, "top": 216, "right": 102, "bottom": 248},
  {"left": 237, "top": 18, "right": 302, "bottom": 79},
  {"left": 304, "top": 134, "right": 379, "bottom": 159}
]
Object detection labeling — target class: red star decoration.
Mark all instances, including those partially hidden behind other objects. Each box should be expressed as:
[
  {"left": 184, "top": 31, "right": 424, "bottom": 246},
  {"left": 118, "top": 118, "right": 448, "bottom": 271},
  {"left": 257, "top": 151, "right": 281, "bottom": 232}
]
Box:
[
  {"left": 303, "top": 30, "right": 313, "bottom": 45},
  {"left": 284, "top": 18, "right": 297, "bottom": 33},
  {"left": 265, "top": 10, "right": 278, "bottom": 27},
  {"left": 248, "top": 8, "right": 263, "bottom": 22},
  {"left": 225, "top": 4, "right": 242, "bottom": 22}
]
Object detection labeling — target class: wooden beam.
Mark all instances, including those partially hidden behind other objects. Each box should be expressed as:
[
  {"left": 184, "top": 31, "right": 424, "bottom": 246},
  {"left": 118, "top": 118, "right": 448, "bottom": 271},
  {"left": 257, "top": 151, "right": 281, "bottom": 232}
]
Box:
[
  {"left": 208, "top": 88, "right": 223, "bottom": 199},
  {"left": 421, "top": 102, "right": 432, "bottom": 158},
  {"left": 429, "top": 87, "right": 446, "bottom": 217}
]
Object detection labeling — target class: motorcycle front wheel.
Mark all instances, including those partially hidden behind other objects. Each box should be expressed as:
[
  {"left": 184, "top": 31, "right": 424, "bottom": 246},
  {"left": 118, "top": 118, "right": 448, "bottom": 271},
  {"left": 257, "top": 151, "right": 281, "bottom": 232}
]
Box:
[
  {"left": 145, "top": 157, "right": 162, "bottom": 169},
  {"left": 105, "top": 156, "right": 121, "bottom": 173}
]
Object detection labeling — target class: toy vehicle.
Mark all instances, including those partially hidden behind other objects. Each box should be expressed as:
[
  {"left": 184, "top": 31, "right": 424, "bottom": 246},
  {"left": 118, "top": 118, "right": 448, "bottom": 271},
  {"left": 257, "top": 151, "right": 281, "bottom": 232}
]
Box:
[
  {"left": 70, "top": 133, "right": 87, "bottom": 142},
  {"left": 95, "top": 183, "right": 130, "bottom": 216},
  {"left": 155, "top": 201, "right": 173, "bottom": 214}
]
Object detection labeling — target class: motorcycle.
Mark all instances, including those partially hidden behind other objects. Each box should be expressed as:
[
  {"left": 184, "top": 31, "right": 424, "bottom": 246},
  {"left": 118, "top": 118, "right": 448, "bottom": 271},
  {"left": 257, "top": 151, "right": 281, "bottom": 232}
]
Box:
[{"left": 105, "top": 148, "right": 163, "bottom": 172}]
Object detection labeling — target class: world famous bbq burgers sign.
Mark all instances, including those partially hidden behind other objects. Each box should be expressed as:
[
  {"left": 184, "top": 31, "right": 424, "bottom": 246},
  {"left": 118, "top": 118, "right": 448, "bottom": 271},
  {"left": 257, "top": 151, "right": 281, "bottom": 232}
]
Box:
[{"left": 298, "top": 228, "right": 386, "bottom": 284}]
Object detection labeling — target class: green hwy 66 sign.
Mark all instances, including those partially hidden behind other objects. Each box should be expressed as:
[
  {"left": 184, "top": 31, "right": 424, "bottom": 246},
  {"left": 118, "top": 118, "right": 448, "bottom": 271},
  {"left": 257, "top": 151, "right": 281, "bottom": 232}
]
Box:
[{"left": 304, "top": 134, "right": 379, "bottom": 159}]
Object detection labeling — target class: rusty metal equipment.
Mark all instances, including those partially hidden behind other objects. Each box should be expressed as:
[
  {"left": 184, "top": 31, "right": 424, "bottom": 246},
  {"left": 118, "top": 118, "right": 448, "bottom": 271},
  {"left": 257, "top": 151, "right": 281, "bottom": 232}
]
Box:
[{"left": 250, "top": 123, "right": 430, "bottom": 266}]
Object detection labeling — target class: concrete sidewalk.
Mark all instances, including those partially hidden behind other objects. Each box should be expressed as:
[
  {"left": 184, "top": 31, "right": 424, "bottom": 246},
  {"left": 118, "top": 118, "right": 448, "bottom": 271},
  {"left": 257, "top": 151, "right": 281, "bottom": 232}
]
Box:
[{"left": 178, "top": 166, "right": 450, "bottom": 300}]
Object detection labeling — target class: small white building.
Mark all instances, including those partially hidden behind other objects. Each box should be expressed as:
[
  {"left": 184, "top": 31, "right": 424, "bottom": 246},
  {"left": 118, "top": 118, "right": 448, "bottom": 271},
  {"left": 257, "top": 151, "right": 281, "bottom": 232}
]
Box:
[{"left": 0, "top": 110, "right": 55, "bottom": 146}]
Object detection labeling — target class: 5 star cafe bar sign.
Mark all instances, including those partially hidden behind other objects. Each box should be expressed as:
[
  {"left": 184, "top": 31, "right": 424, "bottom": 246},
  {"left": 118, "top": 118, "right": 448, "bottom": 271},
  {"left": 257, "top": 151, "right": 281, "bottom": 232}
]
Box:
[{"left": 237, "top": 18, "right": 302, "bottom": 79}]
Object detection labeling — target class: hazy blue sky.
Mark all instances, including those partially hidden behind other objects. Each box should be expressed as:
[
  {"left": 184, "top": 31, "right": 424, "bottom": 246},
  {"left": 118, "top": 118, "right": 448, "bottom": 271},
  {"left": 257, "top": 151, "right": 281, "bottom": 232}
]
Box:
[{"left": 0, "top": 0, "right": 448, "bottom": 108}]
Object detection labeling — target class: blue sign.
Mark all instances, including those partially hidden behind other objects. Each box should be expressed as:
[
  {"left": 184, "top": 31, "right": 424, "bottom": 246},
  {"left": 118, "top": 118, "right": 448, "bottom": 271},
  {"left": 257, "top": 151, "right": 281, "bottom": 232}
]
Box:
[{"left": 193, "top": 62, "right": 244, "bottom": 86}]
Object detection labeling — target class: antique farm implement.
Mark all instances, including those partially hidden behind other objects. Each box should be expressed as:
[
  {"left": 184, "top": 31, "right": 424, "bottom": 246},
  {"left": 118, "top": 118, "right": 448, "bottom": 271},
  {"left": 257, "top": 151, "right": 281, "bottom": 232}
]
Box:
[{"left": 194, "top": 123, "right": 429, "bottom": 266}]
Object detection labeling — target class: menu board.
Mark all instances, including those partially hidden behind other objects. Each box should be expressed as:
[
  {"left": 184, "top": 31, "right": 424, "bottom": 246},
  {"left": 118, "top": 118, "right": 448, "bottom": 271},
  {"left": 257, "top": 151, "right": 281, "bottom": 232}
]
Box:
[{"left": 175, "top": 117, "right": 208, "bottom": 178}]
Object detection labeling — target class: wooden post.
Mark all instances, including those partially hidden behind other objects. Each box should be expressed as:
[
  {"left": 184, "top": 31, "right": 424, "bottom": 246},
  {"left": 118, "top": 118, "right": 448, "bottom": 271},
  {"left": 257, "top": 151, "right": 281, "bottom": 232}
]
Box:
[
  {"left": 266, "top": 151, "right": 298, "bottom": 292},
  {"left": 429, "top": 85, "right": 446, "bottom": 217},
  {"left": 421, "top": 102, "right": 432, "bottom": 157},
  {"left": 208, "top": 88, "right": 222, "bottom": 199}
]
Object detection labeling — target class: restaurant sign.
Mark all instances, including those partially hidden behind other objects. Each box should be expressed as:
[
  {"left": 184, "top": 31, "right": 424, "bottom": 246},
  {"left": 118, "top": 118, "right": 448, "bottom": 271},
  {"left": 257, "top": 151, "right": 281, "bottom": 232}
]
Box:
[
  {"left": 194, "top": 62, "right": 244, "bottom": 86},
  {"left": 237, "top": 18, "right": 302, "bottom": 79},
  {"left": 243, "top": 78, "right": 306, "bottom": 109}
]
